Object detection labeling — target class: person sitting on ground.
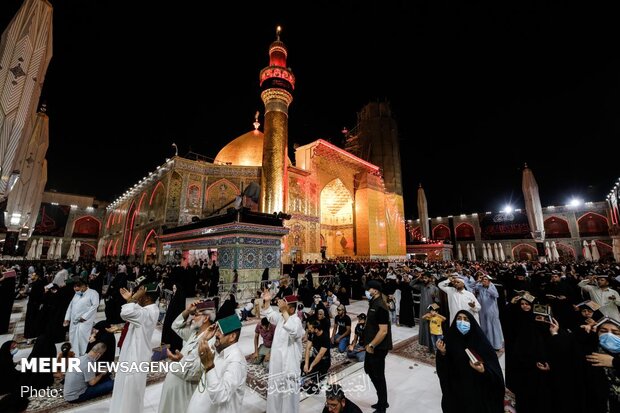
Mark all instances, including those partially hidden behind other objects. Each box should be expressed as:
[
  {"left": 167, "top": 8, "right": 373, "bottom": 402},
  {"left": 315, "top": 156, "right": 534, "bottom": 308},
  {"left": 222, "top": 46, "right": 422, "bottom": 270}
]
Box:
[
  {"left": 63, "top": 342, "right": 114, "bottom": 402},
  {"left": 301, "top": 320, "right": 331, "bottom": 394},
  {"left": 347, "top": 313, "right": 367, "bottom": 362},
  {"left": 331, "top": 305, "right": 351, "bottom": 353},
  {"left": 54, "top": 341, "right": 76, "bottom": 380},
  {"left": 322, "top": 383, "right": 363, "bottom": 413}
]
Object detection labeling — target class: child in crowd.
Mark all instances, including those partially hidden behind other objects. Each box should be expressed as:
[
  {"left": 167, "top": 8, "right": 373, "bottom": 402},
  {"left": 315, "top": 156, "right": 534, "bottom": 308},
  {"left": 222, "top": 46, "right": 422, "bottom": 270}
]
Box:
[
  {"left": 158, "top": 298, "right": 168, "bottom": 325},
  {"left": 387, "top": 294, "right": 397, "bottom": 325},
  {"left": 422, "top": 303, "right": 446, "bottom": 353}
]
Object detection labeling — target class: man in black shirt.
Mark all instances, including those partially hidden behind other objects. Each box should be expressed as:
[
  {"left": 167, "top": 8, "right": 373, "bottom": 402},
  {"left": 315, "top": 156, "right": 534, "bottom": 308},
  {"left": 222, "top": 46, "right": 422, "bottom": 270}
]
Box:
[
  {"left": 364, "top": 280, "right": 392, "bottom": 413},
  {"left": 331, "top": 305, "right": 352, "bottom": 353},
  {"left": 347, "top": 313, "right": 366, "bottom": 362},
  {"left": 322, "top": 383, "right": 363, "bottom": 413},
  {"left": 301, "top": 320, "right": 331, "bottom": 394}
]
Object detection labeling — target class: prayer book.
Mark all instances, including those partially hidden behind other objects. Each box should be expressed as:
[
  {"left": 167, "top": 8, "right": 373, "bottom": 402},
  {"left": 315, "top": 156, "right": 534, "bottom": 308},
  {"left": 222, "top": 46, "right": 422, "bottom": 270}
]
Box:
[{"left": 465, "top": 348, "right": 481, "bottom": 364}]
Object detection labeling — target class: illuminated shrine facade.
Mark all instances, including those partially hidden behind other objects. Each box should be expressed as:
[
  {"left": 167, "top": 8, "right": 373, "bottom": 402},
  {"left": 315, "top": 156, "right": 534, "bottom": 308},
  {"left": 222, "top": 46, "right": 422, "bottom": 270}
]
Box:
[
  {"left": 100, "top": 136, "right": 406, "bottom": 264},
  {"left": 406, "top": 201, "right": 614, "bottom": 262},
  {"left": 100, "top": 29, "right": 406, "bottom": 265}
]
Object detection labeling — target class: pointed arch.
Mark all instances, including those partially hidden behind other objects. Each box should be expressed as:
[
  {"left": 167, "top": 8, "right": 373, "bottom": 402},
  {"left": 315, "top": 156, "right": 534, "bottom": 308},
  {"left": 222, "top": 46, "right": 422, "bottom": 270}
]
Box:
[
  {"left": 512, "top": 243, "right": 538, "bottom": 261},
  {"left": 577, "top": 212, "right": 609, "bottom": 237},
  {"left": 432, "top": 224, "right": 450, "bottom": 240},
  {"left": 131, "top": 232, "right": 143, "bottom": 255},
  {"left": 72, "top": 215, "right": 101, "bottom": 238},
  {"left": 80, "top": 243, "right": 96, "bottom": 259},
  {"left": 149, "top": 181, "right": 165, "bottom": 205},
  {"left": 113, "top": 239, "right": 120, "bottom": 256},
  {"left": 205, "top": 179, "right": 240, "bottom": 215},
  {"left": 122, "top": 200, "right": 137, "bottom": 256},
  {"left": 105, "top": 239, "right": 114, "bottom": 256},
  {"left": 544, "top": 216, "right": 571, "bottom": 238},
  {"left": 142, "top": 229, "right": 158, "bottom": 252},
  {"left": 556, "top": 242, "right": 576, "bottom": 259},
  {"left": 455, "top": 222, "right": 475, "bottom": 241}
]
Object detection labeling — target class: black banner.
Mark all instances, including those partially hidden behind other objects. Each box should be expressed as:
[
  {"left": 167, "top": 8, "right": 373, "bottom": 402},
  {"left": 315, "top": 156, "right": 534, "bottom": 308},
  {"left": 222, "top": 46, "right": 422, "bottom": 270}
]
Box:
[
  {"left": 480, "top": 211, "right": 532, "bottom": 240},
  {"left": 33, "top": 203, "right": 71, "bottom": 237}
]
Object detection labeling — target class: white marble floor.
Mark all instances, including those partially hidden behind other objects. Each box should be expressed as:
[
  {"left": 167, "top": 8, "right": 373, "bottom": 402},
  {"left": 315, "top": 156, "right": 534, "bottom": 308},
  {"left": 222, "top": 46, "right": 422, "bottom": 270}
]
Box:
[{"left": 4, "top": 297, "right": 504, "bottom": 412}]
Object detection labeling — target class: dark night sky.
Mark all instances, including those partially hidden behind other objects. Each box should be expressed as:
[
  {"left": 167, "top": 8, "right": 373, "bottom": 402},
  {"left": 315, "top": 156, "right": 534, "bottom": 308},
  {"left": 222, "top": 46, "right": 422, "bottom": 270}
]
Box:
[{"left": 1, "top": 0, "right": 619, "bottom": 218}]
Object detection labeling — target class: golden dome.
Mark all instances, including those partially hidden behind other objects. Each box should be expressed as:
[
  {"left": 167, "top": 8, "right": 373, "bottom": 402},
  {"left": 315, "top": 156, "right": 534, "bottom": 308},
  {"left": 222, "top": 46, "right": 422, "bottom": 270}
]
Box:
[{"left": 214, "top": 130, "right": 265, "bottom": 167}]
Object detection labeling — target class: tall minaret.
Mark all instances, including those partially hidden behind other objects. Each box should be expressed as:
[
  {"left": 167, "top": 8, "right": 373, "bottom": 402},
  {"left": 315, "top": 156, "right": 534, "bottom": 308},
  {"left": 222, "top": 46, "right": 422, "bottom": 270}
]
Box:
[
  {"left": 259, "top": 26, "right": 295, "bottom": 214},
  {"left": 0, "top": 0, "right": 53, "bottom": 198}
]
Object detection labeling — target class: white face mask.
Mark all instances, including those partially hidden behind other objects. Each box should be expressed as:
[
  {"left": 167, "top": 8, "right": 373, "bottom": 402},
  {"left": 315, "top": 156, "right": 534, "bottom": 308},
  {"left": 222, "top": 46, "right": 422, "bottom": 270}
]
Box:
[{"left": 10, "top": 348, "right": 18, "bottom": 356}]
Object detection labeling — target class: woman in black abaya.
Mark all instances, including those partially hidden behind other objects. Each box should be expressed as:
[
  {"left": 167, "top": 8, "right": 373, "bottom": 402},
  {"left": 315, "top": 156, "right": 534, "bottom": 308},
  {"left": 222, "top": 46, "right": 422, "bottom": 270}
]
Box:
[
  {"left": 21, "top": 334, "right": 57, "bottom": 390},
  {"left": 86, "top": 320, "right": 117, "bottom": 364},
  {"left": 160, "top": 284, "right": 186, "bottom": 353},
  {"left": 398, "top": 275, "right": 415, "bottom": 327},
  {"left": 436, "top": 310, "right": 505, "bottom": 413},
  {"left": 24, "top": 272, "right": 45, "bottom": 339}
]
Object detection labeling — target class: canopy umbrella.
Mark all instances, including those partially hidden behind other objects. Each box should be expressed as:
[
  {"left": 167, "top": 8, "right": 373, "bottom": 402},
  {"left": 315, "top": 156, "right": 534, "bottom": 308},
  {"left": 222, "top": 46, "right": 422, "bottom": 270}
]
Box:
[
  {"left": 482, "top": 242, "right": 488, "bottom": 261},
  {"left": 55, "top": 238, "right": 63, "bottom": 260},
  {"left": 493, "top": 243, "right": 500, "bottom": 261},
  {"left": 457, "top": 244, "right": 463, "bottom": 261},
  {"left": 47, "top": 239, "right": 56, "bottom": 260},
  {"left": 545, "top": 241, "right": 551, "bottom": 262},
  {"left": 66, "top": 239, "right": 76, "bottom": 260},
  {"left": 551, "top": 241, "right": 560, "bottom": 262},
  {"left": 465, "top": 244, "right": 471, "bottom": 261},
  {"left": 614, "top": 238, "right": 620, "bottom": 263},
  {"left": 96, "top": 238, "right": 105, "bottom": 261},
  {"left": 486, "top": 243, "right": 493, "bottom": 261},
  {"left": 471, "top": 244, "right": 477, "bottom": 261},
  {"left": 417, "top": 184, "right": 430, "bottom": 239},
  {"left": 590, "top": 240, "right": 600, "bottom": 262},
  {"left": 74, "top": 241, "right": 81, "bottom": 261},
  {"left": 522, "top": 164, "right": 545, "bottom": 258},
  {"left": 498, "top": 243, "right": 506, "bottom": 262},
  {"left": 583, "top": 240, "right": 592, "bottom": 262},
  {"left": 26, "top": 239, "right": 37, "bottom": 259},
  {"left": 35, "top": 238, "right": 44, "bottom": 259}
]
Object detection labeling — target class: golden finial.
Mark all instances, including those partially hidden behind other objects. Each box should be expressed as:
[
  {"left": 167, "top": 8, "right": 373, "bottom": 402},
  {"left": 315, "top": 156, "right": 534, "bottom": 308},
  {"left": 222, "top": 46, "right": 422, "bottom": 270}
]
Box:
[
  {"left": 253, "top": 111, "right": 260, "bottom": 130},
  {"left": 276, "top": 26, "right": 282, "bottom": 41}
]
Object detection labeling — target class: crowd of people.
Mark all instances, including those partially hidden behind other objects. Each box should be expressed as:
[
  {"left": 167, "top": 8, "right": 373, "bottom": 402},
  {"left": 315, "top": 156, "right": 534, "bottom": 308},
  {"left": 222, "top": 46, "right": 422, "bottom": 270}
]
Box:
[{"left": 0, "top": 257, "right": 620, "bottom": 412}]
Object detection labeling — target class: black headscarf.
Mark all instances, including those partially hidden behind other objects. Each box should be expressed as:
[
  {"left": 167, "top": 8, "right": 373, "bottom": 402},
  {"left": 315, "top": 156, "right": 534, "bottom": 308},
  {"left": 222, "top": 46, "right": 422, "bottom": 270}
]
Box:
[
  {"left": 161, "top": 284, "right": 186, "bottom": 353},
  {"left": 0, "top": 341, "right": 20, "bottom": 397},
  {"left": 86, "top": 320, "right": 116, "bottom": 363},
  {"left": 436, "top": 310, "right": 505, "bottom": 413},
  {"left": 21, "top": 334, "right": 57, "bottom": 390}
]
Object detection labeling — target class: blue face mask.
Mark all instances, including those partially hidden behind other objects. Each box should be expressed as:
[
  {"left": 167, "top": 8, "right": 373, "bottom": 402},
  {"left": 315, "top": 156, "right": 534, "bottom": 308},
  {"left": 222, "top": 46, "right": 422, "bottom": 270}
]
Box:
[
  {"left": 599, "top": 332, "right": 620, "bottom": 354},
  {"left": 365, "top": 291, "right": 373, "bottom": 301},
  {"left": 10, "top": 348, "right": 18, "bottom": 356},
  {"left": 456, "top": 320, "right": 470, "bottom": 335}
]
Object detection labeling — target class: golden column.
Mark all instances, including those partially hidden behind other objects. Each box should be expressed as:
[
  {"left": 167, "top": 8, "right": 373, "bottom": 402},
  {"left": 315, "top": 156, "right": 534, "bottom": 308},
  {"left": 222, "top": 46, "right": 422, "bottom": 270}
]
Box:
[{"left": 259, "top": 26, "right": 295, "bottom": 214}]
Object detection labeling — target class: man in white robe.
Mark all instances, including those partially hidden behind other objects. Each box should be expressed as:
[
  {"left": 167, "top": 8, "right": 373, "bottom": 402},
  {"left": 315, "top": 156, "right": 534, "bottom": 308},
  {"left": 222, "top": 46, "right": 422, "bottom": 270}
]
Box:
[
  {"left": 64, "top": 277, "right": 100, "bottom": 356},
  {"left": 261, "top": 291, "right": 304, "bottom": 413},
  {"left": 108, "top": 283, "right": 159, "bottom": 413},
  {"left": 158, "top": 300, "right": 216, "bottom": 413},
  {"left": 438, "top": 276, "right": 481, "bottom": 324},
  {"left": 186, "top": 314, "right": 247, "bottom": 413}
]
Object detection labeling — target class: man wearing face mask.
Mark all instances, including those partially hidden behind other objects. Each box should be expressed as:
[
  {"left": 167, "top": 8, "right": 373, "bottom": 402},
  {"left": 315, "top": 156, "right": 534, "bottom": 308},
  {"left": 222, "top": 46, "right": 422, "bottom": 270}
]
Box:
[
  {"left": 64, "top": 342, "right": 113, "bottom": 402},
  {"left": 364, "top": 279, "right": 392, "bottom": 413},
  {"left": 64, "top": 276, "right": 100, "bottom": 356},
  {"left": 158, "top": 300, "right": 216, "bottom": 413},
  {"left": 584, "top": 317, "right": 620, "bottom": 413}
]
